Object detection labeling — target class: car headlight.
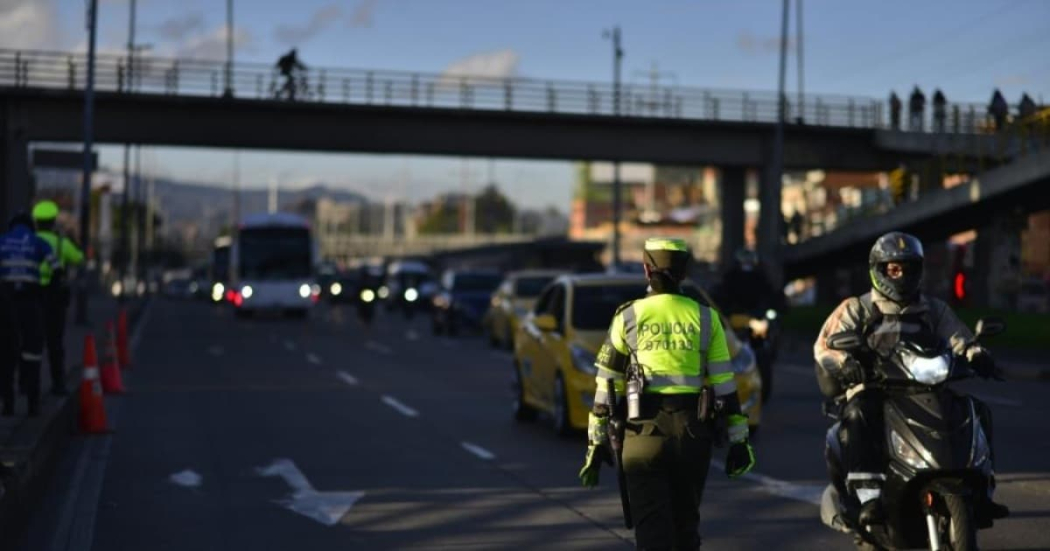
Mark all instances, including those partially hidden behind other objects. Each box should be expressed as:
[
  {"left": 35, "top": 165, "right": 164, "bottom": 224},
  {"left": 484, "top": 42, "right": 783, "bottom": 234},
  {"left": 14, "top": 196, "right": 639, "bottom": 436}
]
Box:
[
  {"left": 299, "top": 284, "right": 311, "bottom": 298},
  {"left": 212, "top": 282, "right": 224, "bottom": 302},
  {"left": 405, "top": 288, "right": 418, "bottom": 302},
  {"left": 891, "top": 429, "right": 930, "bottom": 470},
  {"left": 360, "top": 289, "right": 375, "bottom": 302},
  {"left": 378, "top": 286, "right": 390, "bottom": 299},
  {"left": 730, "top": 343, "right": 757, "bottom": 374},
  {"left": 570, "top": 345, "right": 598, "bottom": 375},
  {"left": 765, "top": 309, "right": 778, "bottom": 320},
  {"left": 241, "top": 285, "right": 253, "bottom": 299},
  {"left": 902, "top": 351, "right": 951, "bottom": 385},
  {"left": 330, "top": 282, "right": 342, "bottom": 296}
]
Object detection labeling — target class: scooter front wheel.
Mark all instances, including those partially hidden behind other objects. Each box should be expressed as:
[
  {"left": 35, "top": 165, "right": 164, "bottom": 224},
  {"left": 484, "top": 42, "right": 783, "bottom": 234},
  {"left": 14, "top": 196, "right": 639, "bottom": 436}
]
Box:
[{"left": 943, "top": 495, "right": 977, "bottom": 551}]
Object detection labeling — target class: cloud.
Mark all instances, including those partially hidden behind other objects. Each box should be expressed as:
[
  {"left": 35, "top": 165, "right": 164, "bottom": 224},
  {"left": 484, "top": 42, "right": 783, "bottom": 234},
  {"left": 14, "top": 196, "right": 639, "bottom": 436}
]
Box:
[
  {"left": 438, "top": 49, "right": 519, "bottom": 87},
  {"left": 155, "top": 12, "right": 205, "bottom": 42},
  {"left": 177, "top": 26, "right": 253, "bottom": 60},
  {"left": 274, "top": 4, "right": 343, "bottom": 45},
  {"left": 349, "top": 0, "right": 379, "bottom": 28},
  {"left": 0, "top": 0, "right": 60, "bottom": 49},
  {"left": 736, "top": 30, "right": 796, "bottom": 55}
]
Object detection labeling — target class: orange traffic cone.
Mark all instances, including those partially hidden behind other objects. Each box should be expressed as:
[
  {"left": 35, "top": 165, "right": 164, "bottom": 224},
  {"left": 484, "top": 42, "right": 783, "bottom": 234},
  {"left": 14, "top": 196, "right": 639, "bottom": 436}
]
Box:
[
  {"left": 79, "top": 335, "right": 110, "bottom": 434},
  {"left": 117, "top": 309, "right": 131, "bottom": 369},
  {"left": 100, "top": 321, "right": 127, "bottom": 394}
]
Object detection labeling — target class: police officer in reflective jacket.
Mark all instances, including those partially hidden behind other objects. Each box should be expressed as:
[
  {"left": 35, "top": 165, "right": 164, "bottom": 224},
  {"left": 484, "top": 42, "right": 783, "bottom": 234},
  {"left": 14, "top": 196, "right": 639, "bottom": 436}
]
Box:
[
  {"left": 579, "top": 238, "right": 756, "bottom": 550},
  {"left": 0, "top": 212, "right": 58, "bottom": 416},
  {"left": 33, "top": 200, "right": 85, "bottom": 396}
]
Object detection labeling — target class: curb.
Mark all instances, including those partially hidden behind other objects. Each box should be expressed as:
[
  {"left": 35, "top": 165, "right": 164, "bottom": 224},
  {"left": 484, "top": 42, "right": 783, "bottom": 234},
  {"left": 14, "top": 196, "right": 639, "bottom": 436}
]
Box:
[{"left": 0, "top": 298, "right": 147, "bottom": 546}]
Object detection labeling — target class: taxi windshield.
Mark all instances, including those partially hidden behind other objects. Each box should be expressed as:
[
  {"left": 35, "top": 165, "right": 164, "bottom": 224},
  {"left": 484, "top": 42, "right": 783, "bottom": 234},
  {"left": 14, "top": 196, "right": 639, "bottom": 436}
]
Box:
[{"left": 572, "top": 284, "right": 648, "bottom": 331}]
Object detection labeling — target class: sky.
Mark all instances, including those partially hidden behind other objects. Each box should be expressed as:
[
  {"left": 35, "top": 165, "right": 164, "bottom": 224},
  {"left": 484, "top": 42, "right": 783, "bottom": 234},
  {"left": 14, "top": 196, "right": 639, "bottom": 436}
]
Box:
[{"left": 4, "top": 0, "right": 1049, "bottom": 210}]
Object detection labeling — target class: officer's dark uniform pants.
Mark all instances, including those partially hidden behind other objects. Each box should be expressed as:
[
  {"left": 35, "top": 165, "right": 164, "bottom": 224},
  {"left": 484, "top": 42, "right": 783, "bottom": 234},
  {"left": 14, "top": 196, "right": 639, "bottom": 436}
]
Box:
[
  {"left": 0, "top": 287, "right": 44, "bottom": 415},
  {"left": 42, "top": 285, "right": 70, "bottom": 391},
  {"left": 623, "top": 395, "right": 712, "bottom": 551}
]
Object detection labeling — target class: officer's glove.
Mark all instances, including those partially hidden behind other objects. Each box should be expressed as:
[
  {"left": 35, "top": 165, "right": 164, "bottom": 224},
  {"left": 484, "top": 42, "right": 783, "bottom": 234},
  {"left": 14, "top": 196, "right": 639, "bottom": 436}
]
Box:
[
  {"left": 579, "top": 412, "right": 611, "bottom": 488},
  {"left": 725, "top": 440, "right": 756, "bottom": 479},
  {"left": 967, "top": 346, "right": 1003, "bottom": 380}
]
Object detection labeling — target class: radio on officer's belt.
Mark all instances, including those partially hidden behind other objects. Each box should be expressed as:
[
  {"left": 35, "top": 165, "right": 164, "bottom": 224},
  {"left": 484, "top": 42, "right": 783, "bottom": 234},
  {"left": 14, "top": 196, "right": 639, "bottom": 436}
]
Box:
[{"left": 626, "top": 378, "right": 642, "bottom": 420}]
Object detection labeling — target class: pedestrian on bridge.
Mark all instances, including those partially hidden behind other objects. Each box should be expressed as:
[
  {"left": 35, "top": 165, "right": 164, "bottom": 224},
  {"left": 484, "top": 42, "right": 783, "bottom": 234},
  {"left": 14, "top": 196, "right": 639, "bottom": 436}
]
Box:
[
  {"left": 908, "top": 86, "right": 925, "bottom": 131},
  {"left": 33, "top": 200, "right": 85, "bottom": 396},
  {"left": 989, "top": 89, "right": 1008, "bottom": 131},
  {"left": 932, "top": 89, "right": 947, "bottom": 133},
  {"left": 579, "top": 237, "right": 755, "bottom": 550},
  {"left": 0, "top": 212, "right": 57, "bottom": 416},
  {"left": 889, "top": 92, "right": 902, "bottom": 130}
]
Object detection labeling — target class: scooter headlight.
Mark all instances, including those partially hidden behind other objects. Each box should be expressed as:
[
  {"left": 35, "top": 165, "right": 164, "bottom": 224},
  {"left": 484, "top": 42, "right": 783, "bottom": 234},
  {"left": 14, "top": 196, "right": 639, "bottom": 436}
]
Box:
[
  {"left": 891, "top": 429, "right": 930, "bottom": 470},
  {"left": 901, "top": 350, "right": 951, "bottom": 385}
]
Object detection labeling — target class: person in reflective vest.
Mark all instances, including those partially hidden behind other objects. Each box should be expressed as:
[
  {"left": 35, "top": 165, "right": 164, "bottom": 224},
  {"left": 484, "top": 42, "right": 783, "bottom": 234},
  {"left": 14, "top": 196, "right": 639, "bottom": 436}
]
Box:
[
  {"left": 579, "top": 237, "right": 756, "bottom": 550},
  {"left": 0, "top": 212, "right": 57, "bottom": 416},
  {"left": 33, "top": 200, "right": 85, "bottom": 395}
]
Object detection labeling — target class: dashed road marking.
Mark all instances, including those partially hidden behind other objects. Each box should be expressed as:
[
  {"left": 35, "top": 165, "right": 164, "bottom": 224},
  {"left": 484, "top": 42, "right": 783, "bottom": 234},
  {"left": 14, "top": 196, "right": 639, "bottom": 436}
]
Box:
[
  {"left": 306, "top": 353, "right": 322, "bottom": 365},
  {"left": 381, "top": 395, "right": 418, "bottom": 417},
  {"left": 461, "top": 442, "right": 496, "bottom": 461},
  {"left": 336, "top": 371, "right": 358, "bottom": 386},
  {"left": 710, "top": 459, "right": 823, "bottom": 505},
  {"left": 365, "top": 340, "right": 393, "bottom": 355}
]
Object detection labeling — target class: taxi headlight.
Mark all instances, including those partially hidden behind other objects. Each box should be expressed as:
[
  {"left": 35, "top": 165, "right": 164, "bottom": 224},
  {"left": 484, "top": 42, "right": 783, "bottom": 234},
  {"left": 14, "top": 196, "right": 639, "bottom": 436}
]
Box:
[
  {"left": 330, "top": 282, "right": 342, "bottom": 296},
  {"left": 241, "top": 285, "right": 253, "bottom": 299},
  {"left": 902, "top": 351, "right": 951, "bottom": 385},
  {"left": 570, "top": 345, "right": 598, "bottom": 375},
  {"left": 299, "top": 284, "right": 311, "bottom": 298},
  {"left": 731, "top": 344, "right": 757, "bottom": 374},
  {"left": 891, "top": 429, "right": 930, "bottom": 470}
]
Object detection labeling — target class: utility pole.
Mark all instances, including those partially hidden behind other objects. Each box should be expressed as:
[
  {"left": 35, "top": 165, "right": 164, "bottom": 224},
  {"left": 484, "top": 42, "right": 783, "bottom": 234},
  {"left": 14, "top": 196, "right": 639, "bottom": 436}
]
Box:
[
  {"left": 119, "top": 0, "right": 136, "bottom": 299},
  {"left": 757, "top": 0, "right": 790, "bottom": 289},
  {"left": 605, "top": 26, "right": 624, "bottom": 269},
  {"left": 75, "top": 0, "right": 99, "bottom": 324},
  {"left": 797, "top": 0, "right": 804, "bottom": 122},
  {"left": 232, "top": 151, "right": 241, "bottom": 227},
  {"left": 224, "top": 0, "right": 234, "bottom": 97}
]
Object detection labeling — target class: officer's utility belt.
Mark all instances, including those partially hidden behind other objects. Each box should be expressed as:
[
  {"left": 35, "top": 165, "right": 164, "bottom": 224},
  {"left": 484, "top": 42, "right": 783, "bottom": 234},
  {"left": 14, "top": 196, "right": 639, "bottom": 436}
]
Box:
[{"left": 636, "top": 392, "right": 700, "bottom": 414}]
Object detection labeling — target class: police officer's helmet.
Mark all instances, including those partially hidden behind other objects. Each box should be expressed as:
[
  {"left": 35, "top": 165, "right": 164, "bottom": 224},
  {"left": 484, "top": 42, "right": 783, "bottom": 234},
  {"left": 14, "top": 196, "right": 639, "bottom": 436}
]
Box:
[
  {"left": 643, "top": 238, "right": 691, "bottom": 280},
  {"left": 32, "top": 200, "right": 59, "bottom": 222},
  {"left": 8, "top": 211, "right": 34, "bottom": 231},
  {"left": 734, "top": 248, "right": 759, "bottom": 272},
  {"left": 869, "top": 231, "right": 924, "bottom": 303}
]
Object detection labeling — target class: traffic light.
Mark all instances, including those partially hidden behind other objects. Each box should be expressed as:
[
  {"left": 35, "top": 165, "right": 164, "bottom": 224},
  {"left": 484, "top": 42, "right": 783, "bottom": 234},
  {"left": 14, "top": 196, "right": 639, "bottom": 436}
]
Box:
[{"left": 889, "top": 167, "right": 907, "bottom": 205}]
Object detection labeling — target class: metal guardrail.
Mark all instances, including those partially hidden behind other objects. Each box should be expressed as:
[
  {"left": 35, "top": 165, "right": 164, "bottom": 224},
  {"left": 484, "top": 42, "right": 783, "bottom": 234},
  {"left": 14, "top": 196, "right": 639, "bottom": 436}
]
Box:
[{"left": 0, "top": 48, "right": 992, "bottom": 133}]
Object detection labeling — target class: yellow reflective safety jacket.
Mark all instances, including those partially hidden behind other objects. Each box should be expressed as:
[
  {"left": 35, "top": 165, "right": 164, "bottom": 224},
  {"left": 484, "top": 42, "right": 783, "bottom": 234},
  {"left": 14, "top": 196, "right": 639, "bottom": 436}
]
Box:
[{"left": 36, "top": 231, "right": 85, "bottom": 286}]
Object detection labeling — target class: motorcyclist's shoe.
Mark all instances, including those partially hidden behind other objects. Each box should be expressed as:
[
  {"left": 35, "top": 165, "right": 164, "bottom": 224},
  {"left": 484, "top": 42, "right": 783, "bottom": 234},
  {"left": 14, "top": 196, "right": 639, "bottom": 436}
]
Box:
[
  {"left": 978, "top": 499, "right": 1010, "bottom": 520},
  {"left": 858, "top": 500, "right": 886, "bottom": 525}
]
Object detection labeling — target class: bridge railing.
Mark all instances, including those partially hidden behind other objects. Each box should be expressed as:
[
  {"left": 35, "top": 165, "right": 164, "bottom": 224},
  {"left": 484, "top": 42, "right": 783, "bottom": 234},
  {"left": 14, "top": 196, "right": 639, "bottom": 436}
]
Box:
[{"left": 0, "top": 48, "right": 992, "bottom": 133}]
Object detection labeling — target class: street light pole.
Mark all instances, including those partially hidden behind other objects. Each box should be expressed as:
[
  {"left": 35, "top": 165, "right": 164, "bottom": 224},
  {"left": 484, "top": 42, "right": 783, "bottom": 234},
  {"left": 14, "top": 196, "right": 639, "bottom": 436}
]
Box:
[
  {"left": 75, "top": 0, "right": 99, "bottom": 325},
  {"left": 224, "top": 0, "right": 234, "bottom": 97},
  {"left": 758, "top": 0, "right": 790, "bottom": 289},
  {"left": 605, "top": 26, "right": 624, "bottom": 269}
]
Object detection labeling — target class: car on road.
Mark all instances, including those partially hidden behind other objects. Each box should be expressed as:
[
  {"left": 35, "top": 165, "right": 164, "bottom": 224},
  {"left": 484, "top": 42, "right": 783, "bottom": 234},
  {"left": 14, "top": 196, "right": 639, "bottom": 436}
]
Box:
[
  {"left": 511, "top": 273, "right": 762, "bottom": 435},
  {"left": 383, "top": 259, "right": 438, "bottom": 315},
  {"left": 431, "top": 269, "right": 503, "bottom": 335},
  {"left": 483, "top": 269, "right": 563, "bottom": 350}
]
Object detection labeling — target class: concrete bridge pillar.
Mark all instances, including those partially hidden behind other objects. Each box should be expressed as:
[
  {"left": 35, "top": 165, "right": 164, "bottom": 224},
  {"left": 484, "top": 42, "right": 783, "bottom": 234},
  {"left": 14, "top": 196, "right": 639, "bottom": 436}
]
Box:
[
  {"left": 970, "top": 209, "right": 1025, "bottom": 309},
  {"left": 718, "top": 166, "right": 747, "bottom": 269},
  {"left": 1, "top": 99, "right": 31, "bottom": 224}
]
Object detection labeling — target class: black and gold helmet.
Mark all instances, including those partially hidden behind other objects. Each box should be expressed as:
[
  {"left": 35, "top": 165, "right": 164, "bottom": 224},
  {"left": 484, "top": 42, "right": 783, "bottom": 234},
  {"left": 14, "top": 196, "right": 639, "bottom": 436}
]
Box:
[{"left": 869, "top": 231, "right": 924, "bottom": 302}]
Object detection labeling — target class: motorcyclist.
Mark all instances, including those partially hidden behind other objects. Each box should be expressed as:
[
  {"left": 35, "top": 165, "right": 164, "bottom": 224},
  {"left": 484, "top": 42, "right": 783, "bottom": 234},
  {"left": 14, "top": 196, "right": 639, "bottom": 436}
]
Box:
[
  {"left": 813, "top": 231, "right": 1009, "bottom": 525},
  {"left": 717, "top": 248, "right": 784, "bottom": 315},
  {"left": 275, "top": 48, "right": 306, "bottom": 100}
]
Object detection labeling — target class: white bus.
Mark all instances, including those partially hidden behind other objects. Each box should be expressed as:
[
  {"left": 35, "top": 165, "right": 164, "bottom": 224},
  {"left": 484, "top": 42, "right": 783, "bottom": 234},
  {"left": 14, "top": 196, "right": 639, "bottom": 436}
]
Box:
[{"left": 228, "top": 212, "right": 319, "bottom": 317}]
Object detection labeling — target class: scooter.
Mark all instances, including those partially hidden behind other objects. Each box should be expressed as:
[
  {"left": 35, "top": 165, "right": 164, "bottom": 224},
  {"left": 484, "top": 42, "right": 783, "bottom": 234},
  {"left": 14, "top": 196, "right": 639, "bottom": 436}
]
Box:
[
  {"left": 820, "top": 317, "right": 1005, "bottom": 551},
  {"left": 728, "top": 307, "right": 780, "bottom": 404}
]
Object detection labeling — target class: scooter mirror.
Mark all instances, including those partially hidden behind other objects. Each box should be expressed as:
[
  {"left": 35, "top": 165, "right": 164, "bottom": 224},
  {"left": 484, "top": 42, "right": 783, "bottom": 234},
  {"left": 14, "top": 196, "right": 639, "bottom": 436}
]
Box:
[
  {"left": 825, "top": 331, "right": 863, "bottom": 352},
  {"left": 975, "top": 317, "right": 1005, "bottom": 339}
]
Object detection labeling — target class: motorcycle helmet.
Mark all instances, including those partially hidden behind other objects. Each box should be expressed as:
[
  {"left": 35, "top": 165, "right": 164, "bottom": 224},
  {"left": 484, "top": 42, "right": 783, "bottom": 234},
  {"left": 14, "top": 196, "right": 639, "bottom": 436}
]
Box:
[
  {"left": 8, "top": 211, "right": 34, "bottom": 231},
  {"left": 869, "top": 231, "right": 924, "bottom": 303}
]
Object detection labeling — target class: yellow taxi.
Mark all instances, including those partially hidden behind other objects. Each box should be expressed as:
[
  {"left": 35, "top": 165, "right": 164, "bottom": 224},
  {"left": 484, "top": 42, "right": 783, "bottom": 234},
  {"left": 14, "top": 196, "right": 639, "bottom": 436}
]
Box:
[
  {"left": 483, "top": 270, "right": 563, "bottom": 349},
  {"left": 511, "top": 273, "right": 762, "bottom": 435}
]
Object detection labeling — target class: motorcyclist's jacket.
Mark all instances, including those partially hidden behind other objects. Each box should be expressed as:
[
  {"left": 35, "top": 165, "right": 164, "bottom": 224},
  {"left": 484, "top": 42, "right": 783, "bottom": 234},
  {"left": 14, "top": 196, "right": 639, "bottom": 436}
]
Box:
[
  {"left": 36, "top": 230, "right": 84, "bottom": 287},
  {"left": 1, "top": 225, "right": 56, "bottom": 290},
  {"left": 592, "top": 289, "right": 746, "bottom": 441},
  {"left": 813, "top": 289, "right": 973, "bottom": 397}
]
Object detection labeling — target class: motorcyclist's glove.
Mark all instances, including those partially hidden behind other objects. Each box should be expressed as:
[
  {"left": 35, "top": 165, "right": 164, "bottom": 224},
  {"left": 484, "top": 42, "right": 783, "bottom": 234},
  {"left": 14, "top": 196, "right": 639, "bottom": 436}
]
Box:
[
  {"left": 725, "top": 439, "right": 756, "bottom": 479},
  {"left": 967, "top": 346, "right": 1003, "bottom": 380},
  {"left": 839, "top": 356, "right": 866, "bottom": 387}
]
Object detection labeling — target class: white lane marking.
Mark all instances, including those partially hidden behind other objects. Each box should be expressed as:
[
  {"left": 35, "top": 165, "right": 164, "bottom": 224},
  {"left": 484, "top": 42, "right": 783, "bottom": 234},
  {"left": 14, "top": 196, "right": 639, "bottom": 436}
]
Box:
[
  {"left": 461, "top": 442, "right": 496, "bottom": 461},
  {"left": 284, "top": 340, "right": 297, "bottom": 351},
  {"left": 365, "top": 340, "right": 393, "bottom": 355},
  {"left": 405, "top": 330, "right": 420, "bottom": 341},
  {"left": 336, "top": 371, "right": 358, "bottom": 386},
  {"left": 970, "top": 392, "right": 1023, "bottom": 408},
  {"left": 780, "top": 364, "right": 814, "bottom": 377},
  {"left": 381, "top": 395, "right": 419, "bottom": 417},
  {"left": 208, "top": 345, "right": 224, "bottom": 356},
  {"left": 306, "top": 353, "right": 322, "bottom": 365},
  {"left": 169, "top": 469, "right": 203, "bottom": 488},
  {"left": 710, "top": 459, "right": 823, "bottom": 505},
  {"left": 256, "top": 458, "right": 366, "bottom": 527}
]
